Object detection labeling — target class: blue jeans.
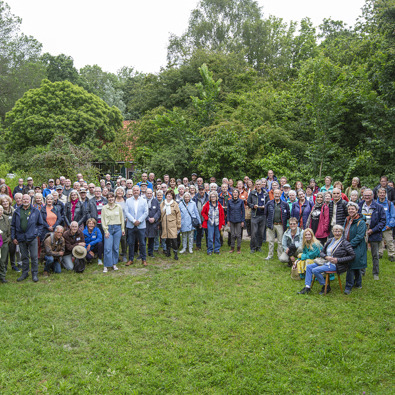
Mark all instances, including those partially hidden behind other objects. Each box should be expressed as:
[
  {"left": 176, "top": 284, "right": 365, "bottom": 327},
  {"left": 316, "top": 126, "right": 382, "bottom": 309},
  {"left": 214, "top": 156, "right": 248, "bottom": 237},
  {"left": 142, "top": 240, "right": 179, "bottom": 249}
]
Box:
[
  {"left": 62, "top": 255, "right": 74, "bottom": 270},
  {"left": 345, "top": 268, "right": 362, "bottom": 290},
  {"left": 154, "top": 235, "right": 160, "bottom": 251},
  {"left": 19, "top": 238, "right": 39, "bottom": 276},
  {"left": 44, "top": 255, "right": 61, "bottom": 273},
  {"left": 104, "top": 224, "right": 122, "bottom": 267},
  {"left": 305, "top": 262, "right": 337, "bottom": 287},
  {"left": 127, "top": 227, "right": 146, "bottom": 261},
  {"left": 207, "top": 223, "right": 221, "bottom": 253}
]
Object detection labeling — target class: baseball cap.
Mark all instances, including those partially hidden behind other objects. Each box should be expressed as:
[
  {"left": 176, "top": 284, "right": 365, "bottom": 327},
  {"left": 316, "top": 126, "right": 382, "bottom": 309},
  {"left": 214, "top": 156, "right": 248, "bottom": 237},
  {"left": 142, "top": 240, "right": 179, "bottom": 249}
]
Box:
[
  {"left": 283, "top": 184, "right": 291, "bottom": 188},
  {"left": 27, "top": 177, "right": 33, "bottom": 181}
]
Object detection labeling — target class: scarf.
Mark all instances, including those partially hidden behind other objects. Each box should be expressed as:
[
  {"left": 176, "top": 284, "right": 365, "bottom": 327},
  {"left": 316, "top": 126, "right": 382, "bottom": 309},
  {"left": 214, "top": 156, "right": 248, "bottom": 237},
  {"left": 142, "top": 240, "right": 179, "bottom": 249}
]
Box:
[
  {"left": 208, "top": 202, "right": 219, "bottom": 226},
  {"left": 71, "top": 199, "right": 78, "bottom": 221},
  {"left": 344, "top": 214, "right": 360, "bottom": 241},
  {"left": 306, "top": 201, "right": 324, "bottom": 228},
  {"left": 164, "top": 199, "right": 174, "bottom": 215},
  {"left": 147, "top": 197, "right": 153, "bottom": 209}
]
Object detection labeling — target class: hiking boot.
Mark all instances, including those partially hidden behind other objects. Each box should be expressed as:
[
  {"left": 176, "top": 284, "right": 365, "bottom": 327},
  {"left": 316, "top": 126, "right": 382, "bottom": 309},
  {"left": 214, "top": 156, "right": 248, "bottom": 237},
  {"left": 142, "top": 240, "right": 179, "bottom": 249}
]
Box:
[
  {"left": 319, "top": 285, "right": 331, "bottom": 295},
  {"left": 174, "top": 251, "right": 179, "bottom": 261},
  {"left": 344, "top": 288, "right": 351, "bottom": 295},
  {"left": 32, "top": 274, "right": 38, "bottom": 282},
  {"left": 237, "top": 247, "right": 241, "bottom": 254},
  {"left": 229, "top": 248, "right": 235, "bottom": 253},
  {"left": 125, "top": 260, "right": 133, "bottom": 266},
  {"left": 17, "top": 274, "right": 28, "bottom": 282},
  {"left": 298, "top": 287, "right": 311, "bottom": 295},
  {"left": 43, "top": 271, "right": 49, "bottom": 277}
]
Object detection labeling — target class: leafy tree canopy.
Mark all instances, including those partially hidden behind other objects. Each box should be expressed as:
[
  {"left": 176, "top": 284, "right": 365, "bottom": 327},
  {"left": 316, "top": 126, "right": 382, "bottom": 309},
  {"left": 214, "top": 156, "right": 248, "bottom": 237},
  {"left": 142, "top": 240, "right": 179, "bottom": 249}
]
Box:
[{"left": 4, "top": 79, "right": 123, "bottom": 166}]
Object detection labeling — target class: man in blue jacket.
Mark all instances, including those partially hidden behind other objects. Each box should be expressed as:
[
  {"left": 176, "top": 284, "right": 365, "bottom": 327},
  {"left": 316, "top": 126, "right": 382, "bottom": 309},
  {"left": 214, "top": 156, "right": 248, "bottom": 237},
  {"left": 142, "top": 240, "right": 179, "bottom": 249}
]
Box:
[
  {"left": 358, "top": 188, "right": 386, "bottom": 280},
  {"left": 11, "top": 194, "right": 43, "bottom": 282},
  {"left": 376, "top": 187, "right": 395, "bottom": 262}
]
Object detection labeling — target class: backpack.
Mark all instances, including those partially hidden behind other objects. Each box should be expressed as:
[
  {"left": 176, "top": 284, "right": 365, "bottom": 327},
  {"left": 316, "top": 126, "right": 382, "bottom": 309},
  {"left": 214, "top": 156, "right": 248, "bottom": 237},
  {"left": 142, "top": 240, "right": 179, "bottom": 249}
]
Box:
[{"left": 73, "top": 258, "right": 86, "bottom": 273}]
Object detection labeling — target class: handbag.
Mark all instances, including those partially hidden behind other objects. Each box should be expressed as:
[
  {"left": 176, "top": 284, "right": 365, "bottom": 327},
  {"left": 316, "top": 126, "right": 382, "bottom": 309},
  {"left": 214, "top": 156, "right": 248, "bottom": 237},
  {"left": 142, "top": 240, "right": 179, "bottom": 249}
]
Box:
[
  {"left": 182, "top": 201, "right": 200, "bottom": 229},
  {"left": 291, "top": 265, "right": 300, "bottom": 280},
  {"left": 313, "top": 257, "right": 327, "bottom": 266}
]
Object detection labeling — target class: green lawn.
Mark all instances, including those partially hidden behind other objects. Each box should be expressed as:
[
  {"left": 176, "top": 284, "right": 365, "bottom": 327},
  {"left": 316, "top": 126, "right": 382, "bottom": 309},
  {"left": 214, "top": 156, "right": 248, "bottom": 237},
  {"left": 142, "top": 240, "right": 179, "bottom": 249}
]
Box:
[{"left": 0, "top": 241, "right": 394, "bottom": 394}]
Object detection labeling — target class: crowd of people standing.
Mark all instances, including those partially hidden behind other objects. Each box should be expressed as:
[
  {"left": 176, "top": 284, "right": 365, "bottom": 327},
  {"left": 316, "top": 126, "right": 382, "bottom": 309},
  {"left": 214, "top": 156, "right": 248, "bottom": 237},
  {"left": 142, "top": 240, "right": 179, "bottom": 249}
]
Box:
[{"left": 0, "top": 171, "right": 393, "bottom": 295}]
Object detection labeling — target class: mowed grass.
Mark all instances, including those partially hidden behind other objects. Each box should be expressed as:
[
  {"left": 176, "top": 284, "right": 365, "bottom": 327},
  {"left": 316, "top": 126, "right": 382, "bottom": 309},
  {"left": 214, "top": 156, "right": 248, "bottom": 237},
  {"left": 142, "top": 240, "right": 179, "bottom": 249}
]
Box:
[{"left": 0, "top": 240, "right": 394, "bottom": 394}]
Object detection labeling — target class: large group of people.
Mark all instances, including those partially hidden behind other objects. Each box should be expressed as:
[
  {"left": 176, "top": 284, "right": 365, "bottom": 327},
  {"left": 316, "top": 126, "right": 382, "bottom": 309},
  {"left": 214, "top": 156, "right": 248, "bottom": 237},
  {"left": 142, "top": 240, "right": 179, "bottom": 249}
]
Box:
[{"left": 0, "top": 171, "right": 393, "bottom": 296}]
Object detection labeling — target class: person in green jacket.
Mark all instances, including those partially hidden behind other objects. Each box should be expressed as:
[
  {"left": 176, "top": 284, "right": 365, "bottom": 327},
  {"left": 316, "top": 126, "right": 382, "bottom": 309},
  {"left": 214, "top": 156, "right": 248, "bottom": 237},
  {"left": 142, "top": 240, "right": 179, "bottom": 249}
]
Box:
[{"left": 343, "top": 202, "right": 367, "bottom": 295}]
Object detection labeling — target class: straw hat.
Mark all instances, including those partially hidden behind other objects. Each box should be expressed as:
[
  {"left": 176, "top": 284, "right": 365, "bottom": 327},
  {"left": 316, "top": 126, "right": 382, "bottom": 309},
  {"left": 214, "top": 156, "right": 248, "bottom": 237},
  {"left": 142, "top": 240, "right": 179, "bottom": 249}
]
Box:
[{"left": 72, "top": 245, "right": 87, "bottom": 259}]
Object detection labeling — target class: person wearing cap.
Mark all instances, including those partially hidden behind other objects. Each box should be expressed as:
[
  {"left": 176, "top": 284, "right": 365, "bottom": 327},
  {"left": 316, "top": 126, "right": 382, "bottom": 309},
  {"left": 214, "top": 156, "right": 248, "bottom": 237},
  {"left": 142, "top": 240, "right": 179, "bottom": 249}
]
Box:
[
  {"left": 43, "top": 179, "right": 56, "bottom": 198},
  {"left": 79, "top": 188, "right": 90, "bottom": 222},
  {"left": 43, "top": 225, "right": 65, "bottom": 276},
  {"left": 139, "top": 182, "right": 148, "bottom": 198},
  {"left": 55, "top": 185, "right": 67, "bottom": 204},
  {"left": 105, "top": 174, "right": 114, "bottom": 188},
  {"left": 137, "top": 173, "right": 153, "bottom": 190},
  {"left": 22, "top": 177, "right": 34, "bottom": 195},
  {"left": 63, "top": 221, "right": 85, "bottom": 270},
  {"left": 281, "top": 184, "right": 291, "bottom": 202},
  {"left": 190, "top": 173, "right": 198, "bottom": 186}
]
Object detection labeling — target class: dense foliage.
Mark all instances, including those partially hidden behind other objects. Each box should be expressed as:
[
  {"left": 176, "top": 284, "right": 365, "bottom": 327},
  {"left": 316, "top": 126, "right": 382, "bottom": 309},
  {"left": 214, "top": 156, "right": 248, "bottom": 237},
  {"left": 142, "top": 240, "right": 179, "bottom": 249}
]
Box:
[{"left": 0, "top": 0, "right": 394, "bottom": 184}]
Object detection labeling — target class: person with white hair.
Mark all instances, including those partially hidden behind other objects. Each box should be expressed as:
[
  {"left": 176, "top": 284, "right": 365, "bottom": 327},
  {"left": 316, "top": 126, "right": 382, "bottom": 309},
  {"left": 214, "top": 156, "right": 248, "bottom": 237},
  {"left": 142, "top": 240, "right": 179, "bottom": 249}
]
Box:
[
  {"left": 179, "top": 192, "right": 200, "bottom": 254},
  {"left": 298, "top": 225, "right": 355, "bottom": 295}
]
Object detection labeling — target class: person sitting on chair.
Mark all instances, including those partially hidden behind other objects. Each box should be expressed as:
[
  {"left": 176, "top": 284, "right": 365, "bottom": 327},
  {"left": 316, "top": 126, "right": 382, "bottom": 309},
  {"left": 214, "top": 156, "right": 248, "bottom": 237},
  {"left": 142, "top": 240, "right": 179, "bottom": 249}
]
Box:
[{"left": 298, "top": 225, "right": 355, "bottom": 295}]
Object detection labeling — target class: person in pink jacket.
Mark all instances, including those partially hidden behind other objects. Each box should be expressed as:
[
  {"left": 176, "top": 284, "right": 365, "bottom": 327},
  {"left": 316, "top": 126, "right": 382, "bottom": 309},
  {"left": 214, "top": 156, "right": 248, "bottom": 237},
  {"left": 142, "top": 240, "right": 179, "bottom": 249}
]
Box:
[{"left": 306, "top": 192, "right": 330, "bottom": 245}]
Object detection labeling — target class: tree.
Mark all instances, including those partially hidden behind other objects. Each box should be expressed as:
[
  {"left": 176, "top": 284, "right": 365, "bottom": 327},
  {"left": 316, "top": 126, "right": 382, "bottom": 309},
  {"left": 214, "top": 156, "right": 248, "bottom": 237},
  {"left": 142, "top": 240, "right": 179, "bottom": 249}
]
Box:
[
  {"left": 41, "top": 53, "right": 80, "bottom": 84},
  {"left": 167, "top": 0, "right": 263, "bottom": 65},
  {"left": 0, "top": 1, "right": 46, "bottom": 118},
  {"left": 4, "top": 79, "right": 123, "bottom": 164}
]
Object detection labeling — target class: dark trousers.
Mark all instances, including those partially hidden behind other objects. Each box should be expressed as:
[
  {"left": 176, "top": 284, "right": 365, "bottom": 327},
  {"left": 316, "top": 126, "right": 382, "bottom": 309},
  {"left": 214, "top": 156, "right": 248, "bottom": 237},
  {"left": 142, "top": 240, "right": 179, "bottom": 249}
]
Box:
[
  {"left": 127, "top": 227, "right": 146, "bottom": 261},
  {"left": 147, "top": 237, "right": 155, "bottom": 256},
  {"left": 345, "top": 268, "right": 362, "bottom": 290},
  {"left": 250, "top": 215, "right": 266, "bottom": 250},
  {"left": 19, "top": 238, "right": 39, "bottom": 276},
  {"left": 7, "top": 241, "right": 18, "bottom": 269},
  {"left": 166, "top": 238, "right": 178, "bottom": 252},
  {"left": 86, "top": 242, "right": 104, "bottom": 262},
  {"left": 196, "top": 227, "right": 208, "bottom": 248}
]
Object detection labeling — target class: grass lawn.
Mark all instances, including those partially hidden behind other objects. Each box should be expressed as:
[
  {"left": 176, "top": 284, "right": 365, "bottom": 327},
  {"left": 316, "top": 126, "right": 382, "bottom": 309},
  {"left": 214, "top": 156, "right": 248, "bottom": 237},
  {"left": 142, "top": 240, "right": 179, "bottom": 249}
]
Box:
[{"left": 0, "top": 240, "right": 394, "bottom": 394}]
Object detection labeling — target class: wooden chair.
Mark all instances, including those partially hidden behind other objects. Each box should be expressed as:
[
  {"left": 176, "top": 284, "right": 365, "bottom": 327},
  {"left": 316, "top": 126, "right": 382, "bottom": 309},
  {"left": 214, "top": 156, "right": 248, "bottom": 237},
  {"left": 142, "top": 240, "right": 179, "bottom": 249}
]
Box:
[{"left": 311, "top": 271, "right": 343, "bottom": 295}]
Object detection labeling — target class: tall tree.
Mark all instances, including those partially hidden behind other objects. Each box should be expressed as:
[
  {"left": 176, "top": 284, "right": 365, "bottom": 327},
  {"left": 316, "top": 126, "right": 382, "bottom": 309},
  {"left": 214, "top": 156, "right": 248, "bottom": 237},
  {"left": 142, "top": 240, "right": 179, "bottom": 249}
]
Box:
[
  {"left": 41, "top": 53, "right": 80, "bottom": 84},
  {"left": 0, "top": 1, "right": 45, "bottom": 118}
]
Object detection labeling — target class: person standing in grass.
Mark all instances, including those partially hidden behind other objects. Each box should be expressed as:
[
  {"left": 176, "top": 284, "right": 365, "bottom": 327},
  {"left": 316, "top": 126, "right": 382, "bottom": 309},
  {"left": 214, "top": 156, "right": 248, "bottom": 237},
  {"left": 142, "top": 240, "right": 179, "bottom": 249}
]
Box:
[
  {"left": 101, "top": 192, "right": 125, "bottom": 272},
  {"left": 145, "top": 188, "right": 161, "bottom": 258},
  {"left": 11, "top": 194, "right": 43, "bottom": 282},
  {"left": 0, "top": 205, "right": 10, "bottom": 283},
  {"left": 125, "top": 186, "right": 148, "bottom": 266},
  {"left": 264, "top": 189, "right": 290, "bottom": 260},
  {"left": 227, "top": 189, "right": 245, "bottom": 254},
  {"left": 376, "top": 187, "right": 395, "bottom": 261},
  {"left": 343, "top": 202, "right": 367, "bottom": 294},
  {"left": 358, "top": 188, "right": 386, "bottom": 280},
  {"left": 160, "top": 190, "right": 181, "bottom": 260},
  {"left": 179, "top": 192, "right": 200, "bottom": 254},
  {"left": 201, "top": 191, "right": 225, "bottom": 256}
]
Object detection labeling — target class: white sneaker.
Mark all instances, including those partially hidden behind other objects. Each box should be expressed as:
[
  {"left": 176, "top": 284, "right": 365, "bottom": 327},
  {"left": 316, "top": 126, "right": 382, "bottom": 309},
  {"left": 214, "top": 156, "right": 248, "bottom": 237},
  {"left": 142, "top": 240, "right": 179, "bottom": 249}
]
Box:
[
  {"left": 179, "top": 249, "right": 186, "bottom": 254},
  {"left": 98, "top": 259, "right": 103, "bottom": 265},
  {"left": 264, "top": 256, "right": 273, "bottom": 260},
  {"left": 189, "top": 249, "right": 193, "bottom": 254},
  {"left": 113, "top": 265, "right": 118, "bottom": 271},
  {"left": 103, "top": 267, "right": 108, "bottom": 273}
]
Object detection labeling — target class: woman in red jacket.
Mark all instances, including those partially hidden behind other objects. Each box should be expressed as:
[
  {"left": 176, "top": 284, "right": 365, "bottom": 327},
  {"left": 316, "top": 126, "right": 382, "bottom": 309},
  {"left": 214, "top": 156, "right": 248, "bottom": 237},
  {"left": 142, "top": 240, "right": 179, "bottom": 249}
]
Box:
[{"left": 201, "top": 191, "right": 225, "bottom": 255}]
